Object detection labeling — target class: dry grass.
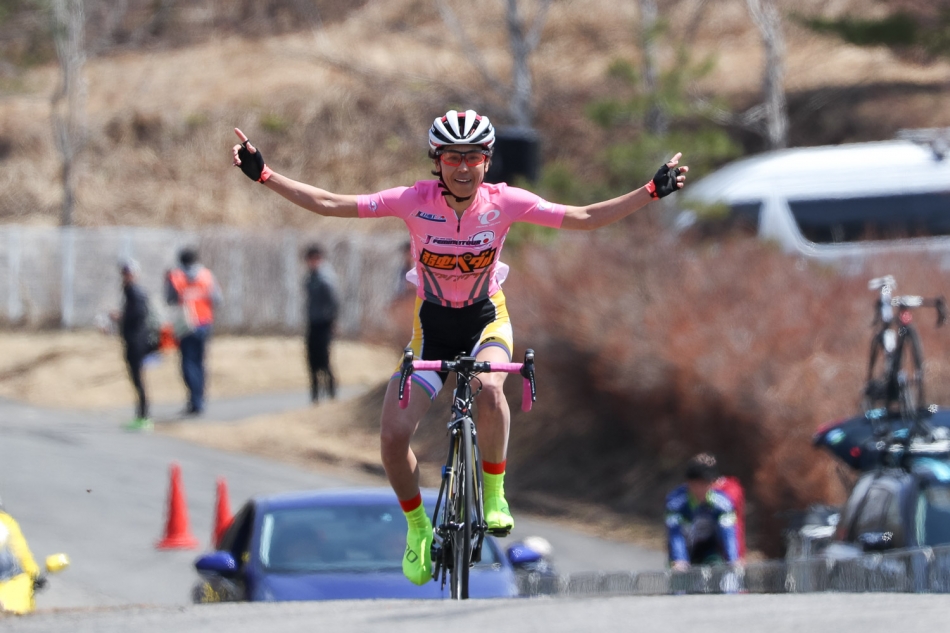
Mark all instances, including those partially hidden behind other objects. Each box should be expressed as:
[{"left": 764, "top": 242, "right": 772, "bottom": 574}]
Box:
[
  {"left": 162, "top": 387, "right": 388, "bottom": 484},
  {"left": 0, "top": 331, "right": 393, "bottom": 410}
]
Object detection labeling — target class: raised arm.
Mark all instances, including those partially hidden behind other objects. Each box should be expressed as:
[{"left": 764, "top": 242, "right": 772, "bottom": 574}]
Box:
[
  {"left": 560, "top": 153, "right": 688, "bottom": 231},
  {"left": 231, "top": 128, "right": 360, "bottom": 218}
]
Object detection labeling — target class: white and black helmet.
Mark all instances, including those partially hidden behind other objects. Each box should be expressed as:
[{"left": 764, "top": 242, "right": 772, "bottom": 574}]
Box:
[{"left": 428, "top": 109, "right": 495, "bottom": 151}]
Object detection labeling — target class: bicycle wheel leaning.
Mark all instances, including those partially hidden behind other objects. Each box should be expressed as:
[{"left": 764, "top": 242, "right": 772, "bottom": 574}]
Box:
[
  {"left": 862, "top": 327, "right": 886, "bottom": 413},
  {"left": 894, "top": 327, "right": 924, "bottom": 418}
]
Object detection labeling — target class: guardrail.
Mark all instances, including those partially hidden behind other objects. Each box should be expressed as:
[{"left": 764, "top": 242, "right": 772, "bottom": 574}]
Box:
[
  {"left": 0, "top": 225, "right": 407, "bottom": 335},
  {"left": 517, "top": 544, "right": 950, "bottom": 596}
]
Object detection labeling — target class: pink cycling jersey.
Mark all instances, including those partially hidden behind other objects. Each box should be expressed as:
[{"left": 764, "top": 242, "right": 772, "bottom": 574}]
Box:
[{"left": 358, "top": 180, "right": 565, "bottom": 307}]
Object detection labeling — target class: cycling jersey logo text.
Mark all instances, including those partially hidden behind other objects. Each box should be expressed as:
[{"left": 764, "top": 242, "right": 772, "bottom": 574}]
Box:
[
  {"left": 424, "top": 231, "right": 494, "bottom": 247},
  {"left": 420, "top": 248, "right": 497, "bottom": 273},
  {"left": 416, "top": 211, "right": 447, "bottom": 223}
]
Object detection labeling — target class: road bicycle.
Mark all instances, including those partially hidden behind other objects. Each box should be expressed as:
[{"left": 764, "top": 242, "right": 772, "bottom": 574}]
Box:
[
  {"left": 397, "top": 348, "right": 536, "bottom": 599},
  {"left": 863, "top": 275, "right": 945, "bottom": 420}
]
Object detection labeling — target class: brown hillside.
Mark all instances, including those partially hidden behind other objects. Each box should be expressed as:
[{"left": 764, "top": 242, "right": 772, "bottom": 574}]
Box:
[{"left": 1, "top": 0, "right": 950, "bottom": 226}]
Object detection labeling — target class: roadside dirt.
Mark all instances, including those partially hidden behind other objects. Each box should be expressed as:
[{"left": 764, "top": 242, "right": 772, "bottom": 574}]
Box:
[{"left": 0, "top": 331, "right": 392, "bottom": 410}]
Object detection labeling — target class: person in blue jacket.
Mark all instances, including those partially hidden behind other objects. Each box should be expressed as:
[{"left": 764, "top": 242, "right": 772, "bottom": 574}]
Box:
[{"left": 665, "top": 453, "right": 740, "bottom": 570}]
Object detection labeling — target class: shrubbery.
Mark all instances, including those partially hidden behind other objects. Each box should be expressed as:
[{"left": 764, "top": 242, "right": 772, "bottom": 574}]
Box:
[{"left": 484, "top": 218, "right": 950, "bottom": 556}]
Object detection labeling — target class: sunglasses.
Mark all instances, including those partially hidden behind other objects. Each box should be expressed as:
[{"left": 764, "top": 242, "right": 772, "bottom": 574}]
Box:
[{"left": 438, "top": 149, "right": 491, "bottom": 167}]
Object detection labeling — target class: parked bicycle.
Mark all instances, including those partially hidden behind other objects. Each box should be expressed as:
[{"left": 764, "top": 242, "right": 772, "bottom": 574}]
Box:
[
  {"left": 397, "top": 348, "right": 536, "bottom": 599},
  {"left": 863, "top": 275, "right": 945, "bottom": 419}
]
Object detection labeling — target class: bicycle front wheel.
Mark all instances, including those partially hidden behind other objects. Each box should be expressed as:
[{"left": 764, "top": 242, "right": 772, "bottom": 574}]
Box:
[{"left": 450, "top": 416, "right": 474, "bottom": 599}]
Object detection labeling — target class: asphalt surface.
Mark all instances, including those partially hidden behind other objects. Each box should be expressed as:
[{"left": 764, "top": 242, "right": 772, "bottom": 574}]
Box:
[
  {"left": 2, "top": 392, "right": 941, "bottom": 631},
  {"left": 0, "top": 390, "right": 663, "bottom": 613},
  {"left": 5, "top": 593, "right": 949, "bottom": 632}
]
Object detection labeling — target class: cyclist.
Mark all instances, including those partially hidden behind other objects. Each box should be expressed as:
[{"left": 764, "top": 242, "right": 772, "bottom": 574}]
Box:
[
  {"left": 231, "top": 109, "right": 688, "bottom": 585},
  {"left": 665, "top": 453, "right": 741, "bottom": 571}
]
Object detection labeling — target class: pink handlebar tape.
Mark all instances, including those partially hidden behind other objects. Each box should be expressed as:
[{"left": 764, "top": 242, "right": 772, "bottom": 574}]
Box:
[{"left": 398, "top": 361, "right": 533, "bottom": 411}]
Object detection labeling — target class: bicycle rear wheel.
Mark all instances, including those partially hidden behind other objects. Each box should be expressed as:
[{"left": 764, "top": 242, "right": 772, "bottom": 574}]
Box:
[
  {"left": 896, "top": 328, "right": 924, "bottom": 417},
  {"left": 862, "top": 331, "right": 887, "bottom": 412},
  {"left": 449, "top": 416, "right": 474, "bottom": 599}
]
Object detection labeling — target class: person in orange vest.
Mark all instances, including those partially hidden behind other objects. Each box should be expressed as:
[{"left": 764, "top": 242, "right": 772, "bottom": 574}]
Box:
[{"left": 165, "top": 248, "right": 222, "bottom": 416}]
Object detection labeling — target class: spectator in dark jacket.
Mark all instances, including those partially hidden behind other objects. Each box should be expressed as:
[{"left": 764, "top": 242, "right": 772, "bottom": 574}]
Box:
[
  {"left": 111, "top": 258, "right": 153, "bottom": 431},
  {"left": 304, "top": 244, "right": 340, "bottom": 402},
  {"left": 665, "top": 453, "right": 740, "bottom": 570}
]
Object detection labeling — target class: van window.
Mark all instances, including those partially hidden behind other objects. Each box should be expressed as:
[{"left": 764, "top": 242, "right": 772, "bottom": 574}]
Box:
[
  {"left": 730, "top": 202, "right": 761, "bottom": 233},
  {"left": 789, "top": 191, "right": 950, "bottom": 244},
  {"left": 683, "top": 201, "right": 761, "bottom": 237}
]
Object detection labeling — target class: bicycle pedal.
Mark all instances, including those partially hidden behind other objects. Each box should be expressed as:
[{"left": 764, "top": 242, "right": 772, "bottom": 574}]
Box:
[{"left": 487, "top": 527, "right": 511, "bottom": 537}]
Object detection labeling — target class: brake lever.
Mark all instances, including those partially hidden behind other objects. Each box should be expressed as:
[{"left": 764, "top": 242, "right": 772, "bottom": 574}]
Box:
[
  {"left": 398, "top": 347, "right": 413, "bottom": 409},
  {"left": 521, "top": 349, "right": 536, "bottom": 411}
]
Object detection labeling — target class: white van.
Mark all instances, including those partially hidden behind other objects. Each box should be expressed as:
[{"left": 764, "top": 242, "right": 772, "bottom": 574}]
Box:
[{"left": 676, "top": 137, "right": 950, "bottom": 265}]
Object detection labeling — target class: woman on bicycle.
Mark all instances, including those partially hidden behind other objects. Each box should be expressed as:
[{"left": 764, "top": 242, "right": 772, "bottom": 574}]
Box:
[{"left": 231, "top": 110, "right": 688, "bottom": 585}]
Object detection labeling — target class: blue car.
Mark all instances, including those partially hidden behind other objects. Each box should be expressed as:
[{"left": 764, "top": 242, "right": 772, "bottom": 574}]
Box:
[{"left": 192, "top": 488, "right": 538, "bottom": 602}]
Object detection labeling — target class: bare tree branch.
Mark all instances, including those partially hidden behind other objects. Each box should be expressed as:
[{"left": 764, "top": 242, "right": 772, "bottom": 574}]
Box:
[
  {"left": 505, "top": 0, "right": 532, "bottom": 127},
  {"left": 745, "top": 0, "right": 787, "bottom": 149},
  {"left": 51, "top": 0, "right": 87, "bottom": 227},
  {"left": 436, "top": 0, "right": 554, "bottom": 128},
  {"left": 639, "top": 0, "right": 667, "bottom": 134},
  {"left": 683, "top": 0, "right": 711, "bottom": 45},
  {"left": 435, "top": 0, "right": 508, "bottom": 99},
  {"left": 296, "top": 47, "right": 491, "bottom": 114},
  {"left": 305, "top": 1, "right": 555, "bottom": 132},
  {"left": 524, "top": 0, "right": 553, "bottom": 52}
]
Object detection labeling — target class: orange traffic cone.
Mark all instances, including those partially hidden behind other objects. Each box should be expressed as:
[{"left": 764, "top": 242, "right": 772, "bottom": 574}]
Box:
[
  {"left": 156, "top": 462, "right": 199, "bottom": 550},
  {"left": 211, "top": 477, "right": 233, "bottom": 549}
]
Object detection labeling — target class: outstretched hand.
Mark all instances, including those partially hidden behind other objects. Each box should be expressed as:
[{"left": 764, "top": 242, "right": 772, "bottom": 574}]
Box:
[
  {"left": 648, "top": 153, "right": 689, "bottom": 199},
  {"left": 232, "top": 128, "right": 269, "bottom": 182}
]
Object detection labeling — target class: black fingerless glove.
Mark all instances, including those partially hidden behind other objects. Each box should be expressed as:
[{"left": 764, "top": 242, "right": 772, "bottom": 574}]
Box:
[
  {"left": 237, "top": 142, "right": 270, "bottom": 182},
  {"left": 646, "top": 163, "right": 682, "bottom": 199}
]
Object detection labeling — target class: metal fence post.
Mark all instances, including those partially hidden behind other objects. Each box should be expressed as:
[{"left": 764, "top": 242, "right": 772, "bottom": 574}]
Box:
[
  {"left": 0, "top": 225, "right": 402, "bottom": 334},
  {"left": 345, "top": 236, "right": 362, "bottom": 336},
  {"left": 60, "top": 226, "right": 76, "bottom": 328},
  {"left": 228, "top": 244, "right": 244, "bottom": 328},
  {"left": 7, "top": 227, "right": 22, "bottom": 323},
  {"left": 283, "top": 230, "right": 298, "bottom": 332}
]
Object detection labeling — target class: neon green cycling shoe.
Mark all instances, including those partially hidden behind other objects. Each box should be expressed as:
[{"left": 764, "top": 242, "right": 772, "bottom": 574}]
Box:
[
  {"left": 123, "top": 417, "right": 153, "bottom": 432},
  {"left": 403, "top": 510, "right": 433, "bottom": 585},
  {"left": 483, "top": 471, "right": 514, "bottom": 533},
  {"left": 484, "top": 493, "right": 514, "bottom": 532}
]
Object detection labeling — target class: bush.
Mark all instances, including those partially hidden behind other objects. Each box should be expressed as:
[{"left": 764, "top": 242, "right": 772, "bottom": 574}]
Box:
[{"left": 491, "top": 219, "right": 950, "bottom": 556}]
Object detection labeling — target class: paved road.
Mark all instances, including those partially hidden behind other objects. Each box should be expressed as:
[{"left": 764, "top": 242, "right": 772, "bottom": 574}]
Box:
[
  {"left": 0, "top": 393, "right": 663, "bottom": 612},
  {"left": 5, "top": 593, "right": 947, "bottom": 633},
  {"left": 143, "top": 386, "right": 368, "bottom": 424}
]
